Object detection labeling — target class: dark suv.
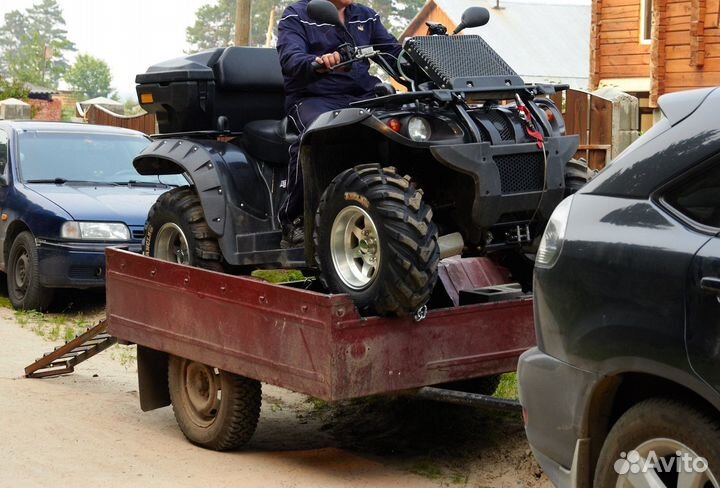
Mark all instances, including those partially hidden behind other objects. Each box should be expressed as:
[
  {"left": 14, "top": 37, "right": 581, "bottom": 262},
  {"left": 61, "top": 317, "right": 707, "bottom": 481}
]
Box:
[{"left": 518, "top": 88, "right": 720, "bottom": 488}]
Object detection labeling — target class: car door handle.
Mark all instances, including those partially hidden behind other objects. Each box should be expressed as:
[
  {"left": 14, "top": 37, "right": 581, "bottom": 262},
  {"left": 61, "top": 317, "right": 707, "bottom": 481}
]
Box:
[{"left": 701, "top": 277, "right": 720, "bottom": 294}]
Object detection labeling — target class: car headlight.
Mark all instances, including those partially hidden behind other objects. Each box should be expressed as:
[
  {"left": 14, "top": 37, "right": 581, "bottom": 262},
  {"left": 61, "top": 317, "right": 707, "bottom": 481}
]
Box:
[
  {"left": 535, "top": 196, "right": 574, "bottom": 269},
  {"left": 408, "top": 116, "right": 431, "bottom": 142},
  {"left": 61, "top": 222, "right": 131, "bottom": 240}
]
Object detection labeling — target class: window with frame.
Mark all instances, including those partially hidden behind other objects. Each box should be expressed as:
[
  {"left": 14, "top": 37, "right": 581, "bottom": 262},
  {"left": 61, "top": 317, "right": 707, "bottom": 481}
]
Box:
[
  {"left": 0, "top": 130, "right": 7, "bottom": 174},
  {"left": 664, "top": 163, "right": 720, "bottom": 230},
  {"left": 640, "top": 0, "right": 653, "bottom": 43}
]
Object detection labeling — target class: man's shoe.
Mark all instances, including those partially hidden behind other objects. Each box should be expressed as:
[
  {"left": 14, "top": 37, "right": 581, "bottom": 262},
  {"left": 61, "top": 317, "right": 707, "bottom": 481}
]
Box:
[{"left": 281, "top": 217, "right": 304, "bottom": 249}]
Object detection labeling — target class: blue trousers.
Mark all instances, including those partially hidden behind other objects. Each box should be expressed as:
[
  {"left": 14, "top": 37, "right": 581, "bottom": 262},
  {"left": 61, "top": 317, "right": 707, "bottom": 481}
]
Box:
[{"left": 279, "top": 93, "right": 370, "bottom": 225}]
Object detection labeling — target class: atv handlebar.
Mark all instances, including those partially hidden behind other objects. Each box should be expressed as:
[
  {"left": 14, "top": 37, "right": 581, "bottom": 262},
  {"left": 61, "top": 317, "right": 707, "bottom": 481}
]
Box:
[{"left": 312, "top": 46, "right": 380, "bottom": 73}]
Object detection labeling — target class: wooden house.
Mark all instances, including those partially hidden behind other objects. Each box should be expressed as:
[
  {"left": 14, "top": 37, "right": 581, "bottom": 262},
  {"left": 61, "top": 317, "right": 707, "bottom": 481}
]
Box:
[
  {"left": 591, "top": 0, "right": 720, "bottom": 130},
  {"left": 402, "top": 0, "right": 592, "bottom": 89}
]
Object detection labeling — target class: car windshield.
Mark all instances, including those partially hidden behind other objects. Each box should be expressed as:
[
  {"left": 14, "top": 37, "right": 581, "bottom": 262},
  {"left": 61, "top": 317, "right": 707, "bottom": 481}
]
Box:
[{"left": 17, "top": 131, "right": 186, "bottom": 186}]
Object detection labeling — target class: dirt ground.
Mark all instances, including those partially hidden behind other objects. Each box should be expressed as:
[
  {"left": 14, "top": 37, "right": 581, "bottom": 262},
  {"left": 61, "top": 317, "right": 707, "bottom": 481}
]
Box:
[{"left": 0, "top": 292, "right": 553, "bottom": 488}]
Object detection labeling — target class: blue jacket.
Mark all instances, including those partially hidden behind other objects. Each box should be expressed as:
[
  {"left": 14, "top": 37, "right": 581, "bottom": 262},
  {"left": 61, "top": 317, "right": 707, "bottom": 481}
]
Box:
[{"left": 277, "top": 0, "right": 402, "bottom": 109}]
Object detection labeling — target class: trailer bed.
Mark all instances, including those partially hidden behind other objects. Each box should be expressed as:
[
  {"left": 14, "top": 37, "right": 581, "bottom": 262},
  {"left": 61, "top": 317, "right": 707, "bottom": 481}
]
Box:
[{"left": 106, "top": 248, "right": 535, "bottom": 402}]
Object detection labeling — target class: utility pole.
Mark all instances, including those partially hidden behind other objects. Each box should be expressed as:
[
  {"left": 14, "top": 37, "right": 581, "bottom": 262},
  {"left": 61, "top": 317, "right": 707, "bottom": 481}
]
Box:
[
  {"left": 265, "top": 7, "right": 277, "bottom": 47},
  {"left": 235, "top": 0, "right": 252, "bottom": 46}
]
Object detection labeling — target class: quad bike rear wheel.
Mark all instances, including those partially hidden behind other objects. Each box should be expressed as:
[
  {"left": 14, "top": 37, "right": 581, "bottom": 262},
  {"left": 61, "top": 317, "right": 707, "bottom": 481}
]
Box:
[
  {"left": 565, "top": 158, "right": 594, "bottom": 196},
  {"left": 314, "top": 164, "right": 440, "bottom": 317},
  {"left": 168, "top": 355, "right": 261, "bottom": 451},
  {"left": 144, "top": 186, "right": 225, "bottom": 271}
]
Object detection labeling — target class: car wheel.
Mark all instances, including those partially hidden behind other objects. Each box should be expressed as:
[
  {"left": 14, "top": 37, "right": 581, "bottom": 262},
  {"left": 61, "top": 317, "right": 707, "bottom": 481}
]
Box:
[
  {"left": 144, "top": 186, "right": 225, "bottom": 271},
  {"left": 7, "top": 231, "right": 53, "bottom": 311},
  {"left": 168, "top": 355, "right": 261, "bottom": 451},
  {"left": 314, "top": 164, "right": 439, "bottom": 317},
  {"left": 594, "top": 398, "right": 720, "bottom": 488}
]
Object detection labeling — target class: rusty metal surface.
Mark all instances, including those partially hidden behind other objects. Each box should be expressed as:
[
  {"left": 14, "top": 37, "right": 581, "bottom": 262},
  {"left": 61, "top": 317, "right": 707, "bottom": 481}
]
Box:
[
  {"left": 106, "top": 248, "right": 535, "bottom": 401},
  {"left": 438, "top": 256, "right": 511, "bottom": 306},
  {"left": 25, "top": 321, "right": 117, "bottom": 378}
]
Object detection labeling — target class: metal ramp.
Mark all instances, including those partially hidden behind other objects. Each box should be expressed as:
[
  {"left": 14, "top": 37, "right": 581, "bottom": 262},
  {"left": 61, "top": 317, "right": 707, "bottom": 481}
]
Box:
[{"left": 25, "top": 320, "right": 117, "bottom": 378}]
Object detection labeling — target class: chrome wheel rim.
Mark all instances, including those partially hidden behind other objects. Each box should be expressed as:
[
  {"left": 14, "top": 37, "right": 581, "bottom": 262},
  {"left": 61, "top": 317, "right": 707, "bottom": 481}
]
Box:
[
  {"left": 180, "top": 359, "right": 221, "bottom": 428},
  {"left": 154, "top": 223, "right": 190, "bottom": 264},
  {"left": 330, "top": 206, "right": 381, "bottom": 290},
  {"left": 614, "top": 438, "right": 718, "bottom": 488}
]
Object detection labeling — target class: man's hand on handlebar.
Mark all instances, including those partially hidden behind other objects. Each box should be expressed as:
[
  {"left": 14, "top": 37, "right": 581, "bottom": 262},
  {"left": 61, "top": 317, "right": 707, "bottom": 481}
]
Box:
[{"left": 313, "top": 51, "right": 351, "bottom": 73}]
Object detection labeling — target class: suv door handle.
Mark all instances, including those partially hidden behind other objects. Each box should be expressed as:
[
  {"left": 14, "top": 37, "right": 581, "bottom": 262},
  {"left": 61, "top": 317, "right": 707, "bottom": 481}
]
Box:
[{"left": 701, "top": 277, "right": 720, "bottom": 294}]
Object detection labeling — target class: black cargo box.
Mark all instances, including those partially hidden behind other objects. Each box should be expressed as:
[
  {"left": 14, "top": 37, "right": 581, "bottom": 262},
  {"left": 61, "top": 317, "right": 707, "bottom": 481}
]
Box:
[{"left": 136, "top": 47, "right": 286, "bottom": 134}]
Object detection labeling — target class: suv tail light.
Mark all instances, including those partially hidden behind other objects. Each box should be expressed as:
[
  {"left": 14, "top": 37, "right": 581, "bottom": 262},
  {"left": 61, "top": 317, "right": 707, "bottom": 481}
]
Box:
[{"left": 536, "top": 195, "right": 574, "bottom": 268}]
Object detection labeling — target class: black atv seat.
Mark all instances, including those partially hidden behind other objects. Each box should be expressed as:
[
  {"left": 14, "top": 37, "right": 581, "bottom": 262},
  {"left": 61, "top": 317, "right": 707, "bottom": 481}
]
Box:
[
  {"left": 212, "top": 47, "right": 286, "bottom": 132},
  {"left": 244, "top": 119, "right": 298, "bottom": 166}
]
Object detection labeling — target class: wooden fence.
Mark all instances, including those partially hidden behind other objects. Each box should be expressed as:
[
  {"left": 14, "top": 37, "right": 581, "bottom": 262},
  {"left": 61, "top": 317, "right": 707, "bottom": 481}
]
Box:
[
  {"left": 83, "top": 104, "right": 156, "bottom": 135},
  {"left": 550, "top": 89, "right": 613, "bottom": 171}
]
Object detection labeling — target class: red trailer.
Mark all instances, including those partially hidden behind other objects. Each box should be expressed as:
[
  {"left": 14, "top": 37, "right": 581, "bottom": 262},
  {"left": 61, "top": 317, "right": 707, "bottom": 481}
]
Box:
[{"left": 35, "top": 248, "right": 535, "bottom": 451}]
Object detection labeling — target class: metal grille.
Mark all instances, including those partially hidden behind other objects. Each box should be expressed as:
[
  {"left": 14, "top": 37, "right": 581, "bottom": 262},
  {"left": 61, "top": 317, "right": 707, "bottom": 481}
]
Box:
[
  {"left": 494, "top": 153, "right": 545, "bottom": 194},
  {"left": 483, "top": 111, "right": 514, "bottom": 142},
  {"left": 69, "top": 265, "right": 101, "bottom": 279},
  {"left": 130, "top": 227, "right": 145, "bottom": 240},
  {"left": 405, "top": 35, "right": 518, "bottom": 88}
]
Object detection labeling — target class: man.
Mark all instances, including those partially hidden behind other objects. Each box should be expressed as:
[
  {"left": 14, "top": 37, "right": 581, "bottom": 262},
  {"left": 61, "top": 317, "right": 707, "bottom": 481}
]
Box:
[{"left": 276, "top": 0, "right": 402, "bottom": 248}]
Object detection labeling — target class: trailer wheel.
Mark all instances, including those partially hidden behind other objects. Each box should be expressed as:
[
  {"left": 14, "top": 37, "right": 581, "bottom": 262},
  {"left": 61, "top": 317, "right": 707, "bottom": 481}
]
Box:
[
  {"left": 168, "top": 355, "right": 261, "bottom": 451},
  {"left": 144, "top": 186, "right": 225, "bottom": 271},
  {"left": 565, "top": 158, "right": 593, "bottom": 196},
  {"left": 314, "top": 164, "right": 440, "bottom": 317}
]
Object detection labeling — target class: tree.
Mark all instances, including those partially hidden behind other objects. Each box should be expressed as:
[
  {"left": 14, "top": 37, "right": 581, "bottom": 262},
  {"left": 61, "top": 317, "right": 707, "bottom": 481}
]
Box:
[
  {"left": 0, "top": 77, "right": 29, "bottom": 101},
  {"left": 0, "top": 0, "right": 75, "bottom": 88},
  {"left": 185, "top": 0, "right": 424, "bottom": 51},
  {"left": 64, "top": 54, "right": 113, "bottom": 99}
]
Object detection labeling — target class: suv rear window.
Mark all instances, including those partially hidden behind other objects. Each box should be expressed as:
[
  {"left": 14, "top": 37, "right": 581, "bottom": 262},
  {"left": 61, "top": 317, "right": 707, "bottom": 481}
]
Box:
[{"left": 664, "top": 163, "right": 720, "bottom": 230}]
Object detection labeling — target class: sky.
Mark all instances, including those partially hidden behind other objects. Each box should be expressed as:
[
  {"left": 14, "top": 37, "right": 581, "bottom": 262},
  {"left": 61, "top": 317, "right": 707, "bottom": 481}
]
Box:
[{"left": 0, "top": 0, "right": 214, "bottom": 100}]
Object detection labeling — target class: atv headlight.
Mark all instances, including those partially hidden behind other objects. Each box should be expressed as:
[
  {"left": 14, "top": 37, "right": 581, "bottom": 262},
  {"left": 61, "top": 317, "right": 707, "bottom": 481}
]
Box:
[
  {"left": 61, "top": 222, "right": 131, "bottom": 241},
  {"left": 535, "top": 196, "right": 574, "bottom": 269},
  {"left": 408, "top": 117, "right": 431, "bottom": 142}
]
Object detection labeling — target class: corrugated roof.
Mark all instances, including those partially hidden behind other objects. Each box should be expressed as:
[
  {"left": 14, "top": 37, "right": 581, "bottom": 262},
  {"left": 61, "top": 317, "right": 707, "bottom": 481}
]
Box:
[
  {"left": 79, "top": 96, "right": 123, "bottom": 106},
  {"left": 430, "top": 0, "right": 591, "bottom": 88},
  {"left": 0, "top": 98, "right": 29, "bottom": 106}
]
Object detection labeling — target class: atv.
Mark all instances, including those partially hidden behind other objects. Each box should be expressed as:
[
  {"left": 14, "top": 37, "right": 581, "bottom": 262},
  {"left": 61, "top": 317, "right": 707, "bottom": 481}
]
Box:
[{"left": 133, "top": 1, "right": 585, "bottom": 317}]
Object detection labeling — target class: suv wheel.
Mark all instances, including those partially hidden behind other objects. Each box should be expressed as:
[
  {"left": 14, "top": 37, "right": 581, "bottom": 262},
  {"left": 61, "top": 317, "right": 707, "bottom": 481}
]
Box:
[
  {"left": 315, "top": 164, "right": 439, "bottom": 317},
  {"left": 594, "top": 398, "right": 720, "bottom": 488}
]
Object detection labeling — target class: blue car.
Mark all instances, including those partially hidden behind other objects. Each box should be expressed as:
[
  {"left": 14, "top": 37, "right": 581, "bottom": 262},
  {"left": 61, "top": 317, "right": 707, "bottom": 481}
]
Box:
[{"left": 0, "top": 121, "right": 185, "bottom": 310}]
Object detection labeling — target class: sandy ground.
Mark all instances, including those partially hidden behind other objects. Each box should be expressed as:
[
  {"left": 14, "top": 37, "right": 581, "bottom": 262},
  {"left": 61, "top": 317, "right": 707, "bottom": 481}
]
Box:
[{"left": 0, "top": 295, "right": 553, "bottom": 488}]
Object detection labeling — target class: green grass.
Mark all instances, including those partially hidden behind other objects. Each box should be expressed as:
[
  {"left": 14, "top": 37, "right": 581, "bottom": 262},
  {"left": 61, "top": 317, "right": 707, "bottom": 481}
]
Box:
[
  {"left": 251, "top": 269, "right": 305, "bottom": 284},
  {"left": 494, "top": 372, "right": 519, "bottom": 400},
  {"left": 409, "top": 460, "right": 444, "bottom": 480}
]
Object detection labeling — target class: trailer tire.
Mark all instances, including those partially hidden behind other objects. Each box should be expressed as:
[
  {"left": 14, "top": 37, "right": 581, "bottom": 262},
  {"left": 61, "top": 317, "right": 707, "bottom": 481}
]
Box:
[
  {"left": 144, "top": 186, "right": 225, "bottom": 272},
  {"left": 314, "top": 164, "right": 440, "bottom": 317},
  {"left": 168, "top": 355, "right": 261, "bottom": 451},
  {"left": 565, "top": 158, "right": 593, "bottom": 196}
]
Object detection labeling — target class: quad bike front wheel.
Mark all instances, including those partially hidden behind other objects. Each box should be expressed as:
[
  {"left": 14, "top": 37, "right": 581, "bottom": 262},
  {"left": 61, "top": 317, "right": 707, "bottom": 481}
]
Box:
[
  {"left": 144, "top": 186, "right": 225, "bottom": 271},
  {"left": 168, "top": 355, "right": 261, "bottom": 451},
  {"left": 314, "top": 164, "right": 440, "bottom": 317}
]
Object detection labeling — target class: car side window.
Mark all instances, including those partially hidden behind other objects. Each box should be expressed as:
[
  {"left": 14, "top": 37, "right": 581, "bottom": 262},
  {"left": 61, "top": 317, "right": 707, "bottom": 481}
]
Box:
[
  {"left": 0, "top": 130, "right": 7, "bottom": 174},
  {"left": 664, "top": 163, "right": 720, "bottom": 230}
]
